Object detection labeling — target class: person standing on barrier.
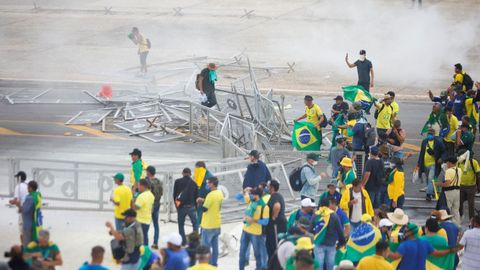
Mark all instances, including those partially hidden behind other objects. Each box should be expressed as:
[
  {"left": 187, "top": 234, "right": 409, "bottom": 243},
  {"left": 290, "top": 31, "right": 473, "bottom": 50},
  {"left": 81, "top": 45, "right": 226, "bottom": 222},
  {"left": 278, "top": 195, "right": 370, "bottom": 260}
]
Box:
[
  {"left": 199, "top": 177, "right": 223, "bottom": 266},
  {"left": 130, "top": 148, "right": 147, "bottom": 196},
  {"left": 134, "top": 179, "right": 155, "bottom": 245},
  {"left": 300, "top": 153, "right": 322, "bottom": 202},
  {"left": 265, "top": 180, "right": 287, "bottom": 263},
  {"left": 197, "top": 63, "right": 218, "bottom": 108},
  {"left": 361, "top": 146, "right": 385, "bottom": 209},
  {"left": 174, "top": 168, "right": 199, "bottom": 246},
  {"left": 111, "top": 173, "right": 133, "bottom": 230},
  {"left": 145, "top": 166, "right": 163, "bottom": 249},
  {"left": 9, "top": 171, "right": 29, "bottom": 245},
  {"left": 242, "top": 150, "right": 272, "bottom": 190}
]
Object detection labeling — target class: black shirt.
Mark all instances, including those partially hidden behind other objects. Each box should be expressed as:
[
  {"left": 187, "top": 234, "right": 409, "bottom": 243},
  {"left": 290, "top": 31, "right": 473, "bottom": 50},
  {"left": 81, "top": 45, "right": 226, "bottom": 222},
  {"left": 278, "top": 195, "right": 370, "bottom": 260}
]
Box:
[
  {"left": 267, "top": 193, "right": 286, "bottom": 226},
  {"left": 364, "top": 158, "right": 385, "bottom": 192},
  {"left": 200, "top": 68, "right": 215, "bottom": 93},
  {"left": 173, "top": 176, "right": 198, "bottom": 207},
  {"left": 354, "top": 59, "right": 372, "bottom": 83}
]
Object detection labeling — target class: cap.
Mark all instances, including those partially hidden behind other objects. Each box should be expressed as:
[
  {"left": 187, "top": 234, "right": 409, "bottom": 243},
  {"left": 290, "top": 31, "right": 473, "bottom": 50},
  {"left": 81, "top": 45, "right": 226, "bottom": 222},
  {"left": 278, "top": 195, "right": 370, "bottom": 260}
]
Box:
[
  {"left": 454, "top": 63, "right": 462, "bottom": 70},
  {"left": 359, "top": 50, "right": 366, "bottom": 55},
  {"left": 334, "top": 95, "right": 343, "bottom": 101},
  {"left": 129, "top": 148, "right": 142, "bottom": 157},
  {"left": 295, "top": 237, "right": 314, "bottom": 250},
  {"left": 386, "top": 91, "right": 395, "bottom": 98},
  {"left": 162, "top": 232, "right": 183, "bottom": 247},
  {"left": 301, "top": 198, "right": 314, "bottom": 208},
  {"left": 406, "top": 223, "right": 419, "bottom": 236},
  {"left": 248, "top": 150, "right": 260, "bottom": 159},
  {"left": 113, "top": 173, "right": 125, "bottom": 181},
  {"left": 327, "top": 182, "right": 336, "bottom": 188},
  {"left": 306, "top": 153, "right": 320, "bottom": 161},
  {"left": 335, "top": 134, "right": 346, "bottom": 142},
  {"left": 379, "top": 218, "right": 393, "bottom": 228},
  {"left": 338, "top": 260, "right": 355, "bottom": 269},
  {"left": 122, "top": 209, "right": 137, "bottom": 218},
  {"left": 146, "top": 166, "right": 156, "bottom": 175},
  {"left": 340, "top": 157, "right": 353, "bottom": 167},
  {"left": 370, "top": 146, "right": 379, "bottom": 155},
  {"left": 383, "top": 94, "right": 391, "bottom": 100},
  {"left": 361, "top": 214, "right": 372, "bottom": 223},
  {"left": 208, "top": 63, "right": 217, "bottom": 70},
  {"left": 14, "top": 171, "right": 27, "bottom": 180},
  {"left": 304, "top": 95, "right": 313, "bottom": 101}
]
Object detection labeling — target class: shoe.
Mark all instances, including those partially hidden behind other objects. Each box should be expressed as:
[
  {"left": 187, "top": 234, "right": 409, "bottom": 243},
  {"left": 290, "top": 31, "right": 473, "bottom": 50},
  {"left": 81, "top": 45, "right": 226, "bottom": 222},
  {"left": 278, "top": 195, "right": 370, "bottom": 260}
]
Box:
[
  {"left": 426, "top": 194, "right": 432, "bottom": 202},
  {"left": 151, "top": 244, "right": 158, "bottom": 250},
  {"left": 419, "top": 187, "right": 427, "bottom": 192}
]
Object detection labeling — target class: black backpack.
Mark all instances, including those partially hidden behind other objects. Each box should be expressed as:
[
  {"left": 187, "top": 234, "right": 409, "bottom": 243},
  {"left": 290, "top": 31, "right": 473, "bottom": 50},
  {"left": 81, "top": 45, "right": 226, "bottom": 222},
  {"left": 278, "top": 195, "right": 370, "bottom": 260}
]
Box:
[
  {"left": 463, "top": 72, "right": 474, "bottom": 90},
  {"left": 146, "top": 38, "right": 151, "bottom": 49},
  {"left": 289, "top": 165, "right": 313, "bottom": 191},
  {"left": 111, "top": 239, "right": 125, "bottom": 260},
  {"left": 364, "top": 123, "right": 376, "bottom": 147},
  {"left": 319, "top": 113, "right": 328, "bottom": 128}
]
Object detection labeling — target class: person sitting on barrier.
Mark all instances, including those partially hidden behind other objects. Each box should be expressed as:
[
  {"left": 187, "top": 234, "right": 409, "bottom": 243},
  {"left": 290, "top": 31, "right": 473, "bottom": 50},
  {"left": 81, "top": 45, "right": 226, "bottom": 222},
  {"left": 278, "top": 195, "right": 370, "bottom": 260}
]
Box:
[
  {"left": 300, "top": 153, "right": 323, "bottom": 202},
  {"left": 287, "top": 198, "right": 316, "bottom": 231},
  {"left": 242, "top": 150, "right": 272, "bottom": 190}
]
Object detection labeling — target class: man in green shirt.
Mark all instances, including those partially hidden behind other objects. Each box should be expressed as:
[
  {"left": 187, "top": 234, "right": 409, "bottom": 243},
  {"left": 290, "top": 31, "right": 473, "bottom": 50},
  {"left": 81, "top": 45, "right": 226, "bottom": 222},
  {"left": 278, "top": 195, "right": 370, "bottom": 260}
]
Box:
[
  {"left": 23, "top": 230, "right": 63, "bottom": 270},
  {"left": 129, "top": 148, "right": 146, "bottom": 195},
  {"left": 456, "top": 124, "right": 475, "bottom": 154}
]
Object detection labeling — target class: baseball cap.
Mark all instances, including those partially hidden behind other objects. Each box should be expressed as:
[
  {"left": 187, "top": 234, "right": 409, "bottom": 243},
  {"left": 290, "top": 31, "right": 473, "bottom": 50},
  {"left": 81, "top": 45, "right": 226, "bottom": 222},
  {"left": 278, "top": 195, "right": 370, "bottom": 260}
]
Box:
[
  {"left": 146, "top": 166, "right": 156, "bottom": 175},
  {"left": 113, "top": 173, "right": 124, "bottom": 181},
  {"left": 208, "top": 63, "right": 217, "bottom": 70},
  {"left": 361, "top": 214, "right": 372, "bottom": 223},
  {"left": 14, "top": 171, "right": 27, "bottom": 180},
  {"left": 122, "top": 209, "right": 137, "bottom": 218},
  {"left": 248, "top": 150, "right": 260, "bottom": 159},
  {"left": 379, "top": 218, "right": 393, "bottom": 228},
  {"left": 359, "top": 49, "right": 366, "bottom": 55},
  {"left": 304, "top": 95, "right": 313, "bottom": 101},
  {"left": 454, "top": 63, "right": 462, "bottom": 70},
  {"left": 370, "top": 146, "right": 379, "bottom": 155},
  {"left": 301, "top": 198, "right": 314, "bottom": 208},
  {"left": 162, "top": 232, "right": 183, "bottom": 247},
  {"left": 335, "top": 134, "right": 346, "bottom": 142},
  {"left": 327, "top": 182, "right": 336, "bottom": 188},
  {"left": 334, "top": 95, "right": 343, "bottom": 101},
  {"left": 306, "top": 153, "right": 320, "bottom": 161},
  {"left": 295, "top": 237, "right": 314, "bottom": 250},
  {"left": 129, "top": 148, "right": 142, "bottom": 156}
]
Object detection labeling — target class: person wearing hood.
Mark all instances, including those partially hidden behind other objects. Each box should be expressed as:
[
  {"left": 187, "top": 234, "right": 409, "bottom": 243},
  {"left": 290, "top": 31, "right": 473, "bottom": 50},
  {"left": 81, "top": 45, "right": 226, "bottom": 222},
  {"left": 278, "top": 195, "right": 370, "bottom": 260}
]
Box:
[
  {"left": 242, "top": 150, "right": 272, "bottom": 190},
  {"left": 300, "top": 153, "right": 323, "bottom": 201}
]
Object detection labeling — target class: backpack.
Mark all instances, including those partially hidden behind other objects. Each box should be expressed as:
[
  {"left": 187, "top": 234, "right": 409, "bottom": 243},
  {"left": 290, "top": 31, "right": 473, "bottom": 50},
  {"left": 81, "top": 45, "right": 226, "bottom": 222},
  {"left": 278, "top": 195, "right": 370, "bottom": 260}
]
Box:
[
  {"left": 195, "top": 74, "right": 201, "bottom": 90},
  {"left": 319, "top": 113, "right": 328, "bottom": 128},
  {"left": 146, "top": 38, "right": 151, "bottom": 49},
  {"left": 111, "top": 239, "right": 126, "bottom": 260},
  {"left": 289, "top": 165, "right": 313, "bottom": 191},
  {"left": 374, "top": 104, "right": 385, "bottom": 119},
  {"left": 462, "top": 72, "right": 474, "bottom": 90},
  {"left": 364, "top": 123, "right": 376, "bottom": 147}
]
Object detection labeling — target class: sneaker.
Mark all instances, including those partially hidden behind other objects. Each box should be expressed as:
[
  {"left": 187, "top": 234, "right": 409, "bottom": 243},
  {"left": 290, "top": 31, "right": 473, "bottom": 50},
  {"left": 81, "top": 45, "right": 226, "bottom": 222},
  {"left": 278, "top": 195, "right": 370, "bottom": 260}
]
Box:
[
  {"left": 426, "top": 194, "right": 432, "bottom": 202},
  {"left": 151, "top": 244, "right": 158, "bottom": 250},
  {"left": 419, "top": 187, "right": 427, "bottom": 192},
  {"left": 476, "top": 193, "right": 480, "bottom": 198}
]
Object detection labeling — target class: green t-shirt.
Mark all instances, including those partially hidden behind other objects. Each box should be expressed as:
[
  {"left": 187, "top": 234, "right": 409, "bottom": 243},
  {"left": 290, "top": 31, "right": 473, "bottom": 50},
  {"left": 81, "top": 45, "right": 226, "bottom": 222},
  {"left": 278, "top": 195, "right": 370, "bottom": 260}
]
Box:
[
  {"left": 285, "top": 255, "right": 320, "bottom": 270},
  {"left": 24, "top": 241, "right": 60, "bottom": 270}
]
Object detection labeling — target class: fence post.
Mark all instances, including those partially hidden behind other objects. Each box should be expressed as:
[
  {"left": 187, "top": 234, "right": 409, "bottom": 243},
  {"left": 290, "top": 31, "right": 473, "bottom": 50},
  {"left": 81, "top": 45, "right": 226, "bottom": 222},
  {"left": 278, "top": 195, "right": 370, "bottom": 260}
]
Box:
[{"left": 73, "top": 162, "right": 79, "bottom": 200}]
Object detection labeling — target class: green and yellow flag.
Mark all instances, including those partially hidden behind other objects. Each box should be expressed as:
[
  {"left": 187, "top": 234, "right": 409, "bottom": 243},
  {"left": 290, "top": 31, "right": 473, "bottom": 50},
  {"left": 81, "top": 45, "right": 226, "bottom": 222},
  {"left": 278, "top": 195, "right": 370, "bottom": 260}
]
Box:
[
  {"left": 342, "top": 85, "right": 376, "bottom": 111},
  {"left": 421, "top": 235, "right": 455, "bottom": 270},
  {"left": 292, "top": 121, "right": 321, "bottom": 151},
  {"left": 343, "top": 223, "right": 382, "bottom": 263},
  {"left": 31, "top": 191, "right": 43, "bottom": 241},
  {"left": 312, "top": 207, "right": 333, "bottom": 245}
]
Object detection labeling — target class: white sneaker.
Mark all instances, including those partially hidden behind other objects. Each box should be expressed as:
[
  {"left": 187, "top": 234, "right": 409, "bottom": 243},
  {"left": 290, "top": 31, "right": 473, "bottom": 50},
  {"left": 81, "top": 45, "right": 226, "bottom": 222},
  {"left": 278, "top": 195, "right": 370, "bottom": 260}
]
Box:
[{"left": 419, "top": 187, "right": 427, "bottom": 192}]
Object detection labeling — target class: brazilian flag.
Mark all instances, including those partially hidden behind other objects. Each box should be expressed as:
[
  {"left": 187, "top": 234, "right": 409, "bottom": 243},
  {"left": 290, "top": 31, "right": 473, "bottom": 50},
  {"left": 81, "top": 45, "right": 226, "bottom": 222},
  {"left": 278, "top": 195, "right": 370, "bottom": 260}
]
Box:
[
  {"left": 342, "top": 85, "right": 376, "bottom": 111},
  {"left": 343, "top": 223, "right": 382, "bottom": 264},
  {"left": 292, "top": 121, "right": 321, "bottom": 151}
]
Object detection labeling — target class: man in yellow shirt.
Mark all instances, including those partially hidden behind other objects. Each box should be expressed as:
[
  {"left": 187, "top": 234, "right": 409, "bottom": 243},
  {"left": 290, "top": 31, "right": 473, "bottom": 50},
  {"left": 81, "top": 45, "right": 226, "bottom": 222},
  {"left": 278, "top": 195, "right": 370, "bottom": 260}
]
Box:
[
  {"left": 188, "top": 245, "right": 217, "bottom": 270},
  {"left": 374, "top": 94, "right": 394, "bottom": 136},
  {"left": 386, "top": 91, "right": 399, "bottom": 118},
  {"left": 200, "top": 177, "right": 223, "bottom": 266},
  {"left": 239, "top": 187, "right": 270, "bottom": 270},
  {"left": 135, "top": 179, "right": 155, "bottom": 245},
  {"left": 457, "top": 149, "right": 480, "bottom": 220},
  {"left": 296, "top": 95, "right": 325, "bottom": 148},
  {"left": 387, "top": 158, "right": 405, "bottom": 210},
  {"left": 444, "top": 106, "right": 458, "bottom": 157},
  {"left": 111, "top": 173, "right": 133, "bottom": 230},
  {"left": 436, "top": 156, "right": 462, "bottom": 226},
  {"left": 357, "top": 240, "right": 393, "bottom": 270}
]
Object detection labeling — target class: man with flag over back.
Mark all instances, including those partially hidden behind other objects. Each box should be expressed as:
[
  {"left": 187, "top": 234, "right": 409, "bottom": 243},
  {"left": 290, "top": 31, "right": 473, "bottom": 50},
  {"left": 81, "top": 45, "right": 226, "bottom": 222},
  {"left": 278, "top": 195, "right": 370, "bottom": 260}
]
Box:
[
  {"left": 311, "top": 199, "right": 345, "bottom": 270},
  {"left": 21, "top": 180, "right": 43, "bottom": 247},
  {"left": 294, "top": 95, "right": 325, "bottom": 150}
]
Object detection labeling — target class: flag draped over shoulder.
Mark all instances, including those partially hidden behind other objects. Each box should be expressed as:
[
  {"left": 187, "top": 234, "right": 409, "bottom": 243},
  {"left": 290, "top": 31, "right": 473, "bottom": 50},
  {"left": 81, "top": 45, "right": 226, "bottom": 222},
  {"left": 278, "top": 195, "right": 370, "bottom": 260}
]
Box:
[
  {"left": 421, "top": 112, "right": 449, "bottom": 136},
  {"left": 421, "top": 235, "right": 455, "bottom": 270},
  {"left": 343, "top": 223, "right": 382, "bottom": 263},
  {"left": 193, "top": 167, "right": 206, "bottom": 188},
  {"left": 292, "top": 121, "right": 321, "bottom": 151},
  {"left": 31, "top": 191, "right": 43, "bottom": 241},
  {"left": 312, "top": 207, "right": 333, "bottom": 245},
  {"left": 342, "top": 85, "right": 376, "bottom": 111}
]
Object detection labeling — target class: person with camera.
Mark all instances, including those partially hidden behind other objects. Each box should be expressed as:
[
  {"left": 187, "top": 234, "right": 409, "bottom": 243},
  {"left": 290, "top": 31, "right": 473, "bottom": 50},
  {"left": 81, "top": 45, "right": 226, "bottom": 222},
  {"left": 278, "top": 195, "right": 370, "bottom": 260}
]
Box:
[
  {"left": 5, "top": 245, "right": 30, "bottom": 270},
  {"left": 23, "top": 230, "right": 62, "bottom": 270},
  {"left": 106, "top": 209, "right": 143, "bottom": 270}
]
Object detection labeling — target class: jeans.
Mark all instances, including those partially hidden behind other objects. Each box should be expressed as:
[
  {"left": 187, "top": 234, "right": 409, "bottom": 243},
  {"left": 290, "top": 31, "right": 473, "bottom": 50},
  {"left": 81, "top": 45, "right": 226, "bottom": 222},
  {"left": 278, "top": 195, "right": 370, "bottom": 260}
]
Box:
[
  {"left": 121, "top": 260, "right": 140, "bottom": 270},
  {"left": 152, "top": 205, "right": 160, "bottom": 245},
  {"left": 115, "top": 218, "right": 125, "bottom": 231},
  {"left": 177, "top": 206, "right": 198, "bottom": 245},
  {"left": 424, "top": 166, "right": 435, "bottom": 196},
  {"left": 141, "top": 223, "right": 150, "bottom": 245},
  {"left": 201, "top": 228, "right": 220, "bottom": 266},
  {"left": 386, "top": 195, "right": 405, "bottom": 210},
  {"left": 368, "top": 190, "right": 382, "bottom": 209},
  {"left": 239, "top": 231, "right": 266, "bottom": 270},
  {"left": 314, "top": 245, "right": 336, "bottom": 270},
  {"left": 392, "top": 150, "right": 405, "bottom": 159},
  {"left": 350, "top": 221, "right": 361, "bottom": 233}
]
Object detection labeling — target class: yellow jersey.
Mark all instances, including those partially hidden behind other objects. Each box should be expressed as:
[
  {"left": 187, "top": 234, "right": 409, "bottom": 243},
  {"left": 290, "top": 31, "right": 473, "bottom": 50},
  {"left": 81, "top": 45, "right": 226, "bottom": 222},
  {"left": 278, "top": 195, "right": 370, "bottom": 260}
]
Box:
[
  {"left": 305, "top": 104, "right": 323, "bottom": 129},
  {"left": 376, "top": 104, "right": 394, "bottom": 129}
]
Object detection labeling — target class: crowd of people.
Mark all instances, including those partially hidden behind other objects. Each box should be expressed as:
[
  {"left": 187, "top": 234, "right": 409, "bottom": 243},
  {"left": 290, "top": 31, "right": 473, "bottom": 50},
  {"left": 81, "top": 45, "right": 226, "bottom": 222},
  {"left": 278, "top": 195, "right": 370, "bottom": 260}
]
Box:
[{"left": 3, "top": 52, "right": 480, "bottom": 270}]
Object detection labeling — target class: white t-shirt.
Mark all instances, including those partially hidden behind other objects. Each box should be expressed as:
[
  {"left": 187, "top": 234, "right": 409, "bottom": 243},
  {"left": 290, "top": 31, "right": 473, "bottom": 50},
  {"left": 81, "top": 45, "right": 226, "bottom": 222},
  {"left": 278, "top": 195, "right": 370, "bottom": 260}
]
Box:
[
  {"left": 14, "top": 182, "right": 29, "bottom": 206},
  {"left": 459, "top": 228, "right": 480, "bottom": 270},
  {"left": 350, "top": 190, "right": 363, "bottom": 223}
]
